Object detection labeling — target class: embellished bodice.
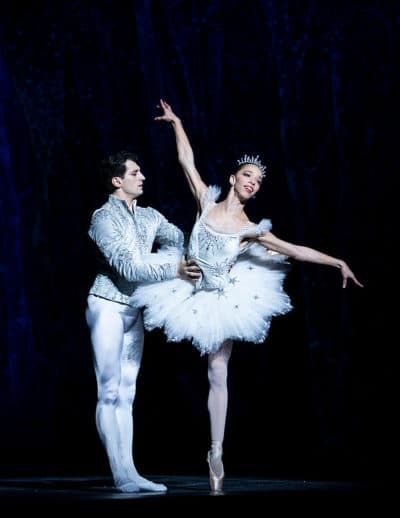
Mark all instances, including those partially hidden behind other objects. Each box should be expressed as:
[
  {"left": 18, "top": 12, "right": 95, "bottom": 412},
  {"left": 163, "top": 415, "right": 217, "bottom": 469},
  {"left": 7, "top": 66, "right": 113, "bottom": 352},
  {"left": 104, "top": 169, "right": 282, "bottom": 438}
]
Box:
[
  {"left": 187, "top": 186, "right": 271, "bottom": 292},
  {"left": 188, "top": 220, "right": 241, "bottom": 291}
]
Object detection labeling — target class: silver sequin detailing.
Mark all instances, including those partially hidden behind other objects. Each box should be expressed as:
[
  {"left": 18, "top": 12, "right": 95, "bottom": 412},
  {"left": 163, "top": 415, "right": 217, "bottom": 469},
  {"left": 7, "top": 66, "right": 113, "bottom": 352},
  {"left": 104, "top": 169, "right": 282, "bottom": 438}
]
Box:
[{"left": 88, "top": 195, "right": 183, "bottom": 307}]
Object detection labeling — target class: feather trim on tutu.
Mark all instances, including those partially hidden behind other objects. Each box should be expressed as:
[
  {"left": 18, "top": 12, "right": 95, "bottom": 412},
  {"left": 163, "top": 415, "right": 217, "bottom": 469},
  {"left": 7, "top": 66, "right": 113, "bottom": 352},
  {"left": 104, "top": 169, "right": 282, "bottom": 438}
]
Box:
[
  {"left": 202, "top": 185, "right": 222, "bottom": 206},
  {"left": 240, "top": 219, "right": 289, "bottom": 263}
]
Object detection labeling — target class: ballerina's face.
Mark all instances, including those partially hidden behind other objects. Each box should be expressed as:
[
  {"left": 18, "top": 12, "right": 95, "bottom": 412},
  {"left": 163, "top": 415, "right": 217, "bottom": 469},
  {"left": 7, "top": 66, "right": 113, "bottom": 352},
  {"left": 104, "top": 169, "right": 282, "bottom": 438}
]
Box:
[{"left": 231, "top": 164, "right": 263, "bottom": 199}]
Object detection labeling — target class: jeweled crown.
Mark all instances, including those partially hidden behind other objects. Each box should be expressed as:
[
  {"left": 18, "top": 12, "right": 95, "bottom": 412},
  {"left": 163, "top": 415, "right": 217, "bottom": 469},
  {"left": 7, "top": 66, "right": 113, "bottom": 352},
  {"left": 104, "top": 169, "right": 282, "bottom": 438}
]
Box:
[{"left": 237, "top": 154, "right": 266, "bottom": 176}]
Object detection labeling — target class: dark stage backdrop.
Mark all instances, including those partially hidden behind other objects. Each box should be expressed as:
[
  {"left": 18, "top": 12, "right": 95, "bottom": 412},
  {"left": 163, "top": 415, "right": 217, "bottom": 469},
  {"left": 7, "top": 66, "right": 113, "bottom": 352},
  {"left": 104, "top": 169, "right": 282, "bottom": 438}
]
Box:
[{"left": 0, "top": 1, "right": 397, "bottom": 482}]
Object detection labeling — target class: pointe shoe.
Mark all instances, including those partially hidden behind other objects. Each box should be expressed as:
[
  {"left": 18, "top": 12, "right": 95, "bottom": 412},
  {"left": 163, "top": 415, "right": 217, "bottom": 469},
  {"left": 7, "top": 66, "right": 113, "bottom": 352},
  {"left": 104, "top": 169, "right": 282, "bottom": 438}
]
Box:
[{"left": 207, "top": 441, "right": 225, "bottom": 492}]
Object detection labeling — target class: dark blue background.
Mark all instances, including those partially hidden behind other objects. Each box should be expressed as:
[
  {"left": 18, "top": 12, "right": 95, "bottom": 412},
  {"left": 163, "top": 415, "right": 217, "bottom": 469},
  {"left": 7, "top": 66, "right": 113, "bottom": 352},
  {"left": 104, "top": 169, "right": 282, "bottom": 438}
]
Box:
[{"left": 0, "top": 1, "right": 396, "bottom": 483}]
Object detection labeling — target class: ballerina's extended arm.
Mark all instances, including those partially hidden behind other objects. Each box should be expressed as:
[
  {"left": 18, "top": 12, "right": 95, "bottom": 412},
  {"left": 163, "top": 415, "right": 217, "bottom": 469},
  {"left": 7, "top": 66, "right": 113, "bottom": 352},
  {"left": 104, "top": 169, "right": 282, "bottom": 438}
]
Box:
[
  {"left": 243, "top": 230, "right": 364, "bottom": 289},
  {"left": 155, "top": 99, "right": 208, "bottom": 211}
]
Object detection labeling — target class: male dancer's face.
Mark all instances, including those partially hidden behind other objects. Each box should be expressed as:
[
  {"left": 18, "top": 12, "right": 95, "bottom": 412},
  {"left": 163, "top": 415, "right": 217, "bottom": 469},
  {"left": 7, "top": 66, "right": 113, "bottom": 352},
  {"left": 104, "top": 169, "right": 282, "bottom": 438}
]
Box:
[{"left": 113, "top": 159, "right": 145, "bottom": 200}]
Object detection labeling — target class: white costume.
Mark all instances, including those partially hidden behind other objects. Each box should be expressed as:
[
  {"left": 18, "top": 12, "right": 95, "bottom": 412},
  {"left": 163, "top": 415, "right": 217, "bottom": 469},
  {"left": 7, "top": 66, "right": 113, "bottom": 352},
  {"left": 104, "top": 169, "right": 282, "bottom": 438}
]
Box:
[
  {"left": 131, "top": 186, "right": 292, "bottom": 355},
  {"left": 86, "top": 194, "right": 183, "bottom": 492}
]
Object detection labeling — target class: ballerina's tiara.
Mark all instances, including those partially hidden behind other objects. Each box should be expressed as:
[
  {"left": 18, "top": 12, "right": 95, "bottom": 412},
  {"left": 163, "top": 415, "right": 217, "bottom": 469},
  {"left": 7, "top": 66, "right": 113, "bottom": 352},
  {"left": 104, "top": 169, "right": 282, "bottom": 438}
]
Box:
[{"left": 237, "top": 154, "right": 267, "bottom": 176}]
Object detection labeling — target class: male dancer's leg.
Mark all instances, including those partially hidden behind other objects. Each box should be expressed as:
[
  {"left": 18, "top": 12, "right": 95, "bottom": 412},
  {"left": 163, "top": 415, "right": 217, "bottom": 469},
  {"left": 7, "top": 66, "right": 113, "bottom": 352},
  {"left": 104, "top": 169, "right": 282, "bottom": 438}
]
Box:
[
  {"left": 118, "top": 308, "right": 167, "bottom": 492},
  {"left": 86, "top": 295, "right": 139, "bottom": 492}
]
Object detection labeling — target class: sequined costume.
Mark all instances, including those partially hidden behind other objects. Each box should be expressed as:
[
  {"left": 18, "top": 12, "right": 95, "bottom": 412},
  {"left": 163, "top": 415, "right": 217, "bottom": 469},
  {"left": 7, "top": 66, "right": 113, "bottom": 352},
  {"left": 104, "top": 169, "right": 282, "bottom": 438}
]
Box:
[
  {"left": 86, "top": 193, "right": 183, "bottom": 492},
  {"left": 88, "top": 194, "right": 184, "bottom": 304},
  {"left": 131, "top": 186, "right": 292, "bottom": 355}
]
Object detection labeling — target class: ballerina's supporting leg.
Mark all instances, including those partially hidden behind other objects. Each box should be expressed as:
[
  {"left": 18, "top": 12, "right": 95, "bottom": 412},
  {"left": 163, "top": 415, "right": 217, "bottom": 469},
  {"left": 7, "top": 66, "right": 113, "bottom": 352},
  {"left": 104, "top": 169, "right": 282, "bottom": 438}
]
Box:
[{"left": 206, "top": 340, "right": 233, "bottom": 491}]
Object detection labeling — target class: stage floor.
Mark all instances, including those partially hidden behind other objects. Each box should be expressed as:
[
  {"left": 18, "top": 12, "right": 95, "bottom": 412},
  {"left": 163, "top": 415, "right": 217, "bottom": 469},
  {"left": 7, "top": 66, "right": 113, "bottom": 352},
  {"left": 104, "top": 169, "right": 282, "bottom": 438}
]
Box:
[{"left": 0, "top": 474, "right": 390, "bottom": 511}]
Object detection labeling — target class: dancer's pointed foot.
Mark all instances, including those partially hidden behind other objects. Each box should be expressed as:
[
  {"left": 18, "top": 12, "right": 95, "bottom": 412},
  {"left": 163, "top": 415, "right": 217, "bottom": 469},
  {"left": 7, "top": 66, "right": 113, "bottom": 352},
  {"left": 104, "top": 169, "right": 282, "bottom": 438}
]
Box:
[{"left": 207, "top": 441, "right": 224, "bottom": 492}]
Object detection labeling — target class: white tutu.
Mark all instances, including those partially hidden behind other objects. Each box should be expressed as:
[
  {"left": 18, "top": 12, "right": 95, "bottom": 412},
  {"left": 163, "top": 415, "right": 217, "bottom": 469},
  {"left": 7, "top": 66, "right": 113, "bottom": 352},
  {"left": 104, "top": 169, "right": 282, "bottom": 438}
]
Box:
[
  {"left": 131, "top": 247, "right": 292, "bottom": 355},
  {"left": 130, "top": 185, "right": 292, "bottom": 355}
]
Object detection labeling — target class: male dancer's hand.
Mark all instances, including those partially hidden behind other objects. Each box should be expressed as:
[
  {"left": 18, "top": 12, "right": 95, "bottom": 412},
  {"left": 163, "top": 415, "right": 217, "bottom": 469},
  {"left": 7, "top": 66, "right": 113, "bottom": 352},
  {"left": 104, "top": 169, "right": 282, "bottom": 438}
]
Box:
[{"left": 177, "top": 256, "right": 202, "bottom": 281}]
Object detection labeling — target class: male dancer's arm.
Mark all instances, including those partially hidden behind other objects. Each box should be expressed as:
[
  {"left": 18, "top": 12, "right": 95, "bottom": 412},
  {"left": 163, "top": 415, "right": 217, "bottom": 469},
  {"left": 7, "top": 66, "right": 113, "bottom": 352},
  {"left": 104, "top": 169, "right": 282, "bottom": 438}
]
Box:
[{"left": 89, "top": 209, "right": 187, "bottom": 282}]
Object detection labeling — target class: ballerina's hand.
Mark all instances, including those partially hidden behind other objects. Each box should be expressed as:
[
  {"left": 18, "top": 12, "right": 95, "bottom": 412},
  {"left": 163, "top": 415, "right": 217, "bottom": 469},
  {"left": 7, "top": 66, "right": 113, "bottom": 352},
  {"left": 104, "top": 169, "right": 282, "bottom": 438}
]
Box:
[
  {"left": 340, "top": 262, "right": 364, "bottom": 289},
  {"left": 239, "top": 231, "right": 259, "bottom": 248},
  {"left": 154, "top": 98, "right": 179, "bottom": 123}
]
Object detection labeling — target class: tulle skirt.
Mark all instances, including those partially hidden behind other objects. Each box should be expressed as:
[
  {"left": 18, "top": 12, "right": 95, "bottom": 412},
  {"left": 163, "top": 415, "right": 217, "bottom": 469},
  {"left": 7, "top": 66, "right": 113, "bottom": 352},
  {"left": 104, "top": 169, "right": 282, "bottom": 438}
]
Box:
[{"left": 130, "top": 254, "right": 292, "bottom": 355}]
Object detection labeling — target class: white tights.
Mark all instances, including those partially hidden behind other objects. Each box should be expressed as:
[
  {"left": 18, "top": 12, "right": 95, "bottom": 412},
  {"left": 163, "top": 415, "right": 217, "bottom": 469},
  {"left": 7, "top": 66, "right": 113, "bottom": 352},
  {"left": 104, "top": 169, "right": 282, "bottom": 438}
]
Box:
[{"left": 86, "top": 295, "right": 166, "bottom": 492}]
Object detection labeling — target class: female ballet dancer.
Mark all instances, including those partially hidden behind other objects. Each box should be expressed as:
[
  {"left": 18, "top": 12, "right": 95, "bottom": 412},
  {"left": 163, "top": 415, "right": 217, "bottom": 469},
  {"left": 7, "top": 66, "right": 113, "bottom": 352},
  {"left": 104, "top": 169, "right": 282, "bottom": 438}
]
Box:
[{"left": 131, "top": 99, "right": 364, "bottom": 492}]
